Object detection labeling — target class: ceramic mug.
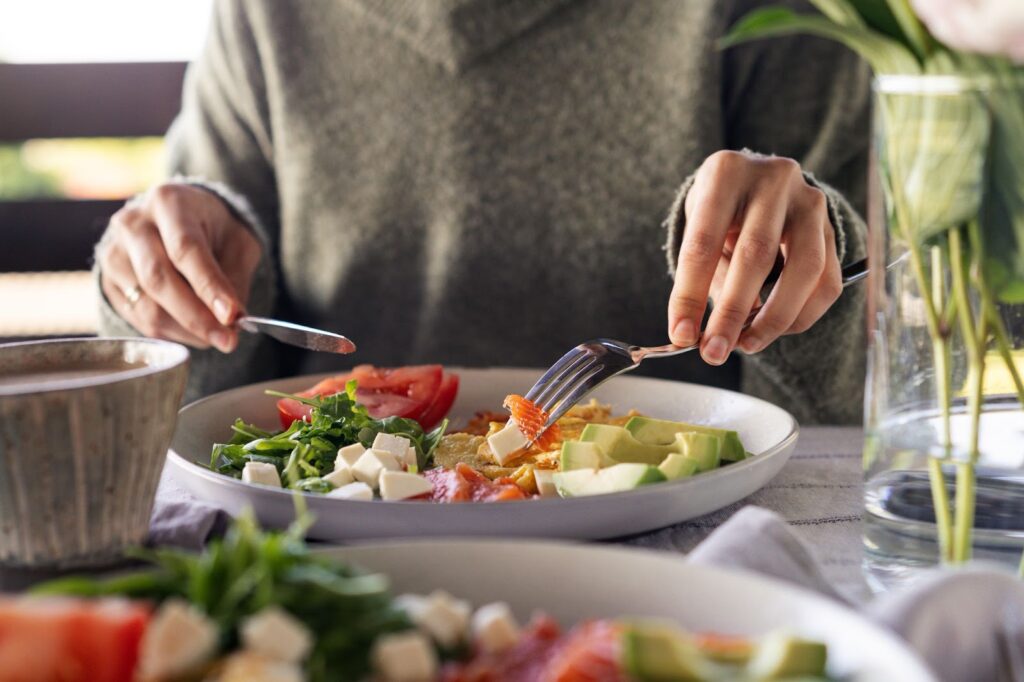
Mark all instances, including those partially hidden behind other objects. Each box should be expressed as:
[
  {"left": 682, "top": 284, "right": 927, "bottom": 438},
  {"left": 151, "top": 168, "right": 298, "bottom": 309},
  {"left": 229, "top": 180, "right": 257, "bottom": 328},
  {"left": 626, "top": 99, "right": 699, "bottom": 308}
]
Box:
[{"left": 0, "top": 337, "right": 189, "bottom": 567}]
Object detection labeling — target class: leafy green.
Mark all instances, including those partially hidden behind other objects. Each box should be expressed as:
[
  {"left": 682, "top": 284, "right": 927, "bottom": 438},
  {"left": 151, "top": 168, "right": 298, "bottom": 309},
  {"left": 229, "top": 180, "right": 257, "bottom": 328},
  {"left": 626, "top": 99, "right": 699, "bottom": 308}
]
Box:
[
  {"left": 209, "top": 381, "right": 449, "bottom": 489},
  {"left": 33, "top": 507, "right": 411, "bottom": 681}
]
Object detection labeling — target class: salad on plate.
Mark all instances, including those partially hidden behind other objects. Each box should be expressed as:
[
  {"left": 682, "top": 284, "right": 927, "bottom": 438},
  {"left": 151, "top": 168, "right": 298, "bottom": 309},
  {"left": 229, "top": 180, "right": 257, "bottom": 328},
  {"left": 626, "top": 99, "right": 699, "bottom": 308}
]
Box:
[
  {"left": 207, "top": 365, "right": 751, "bottom": 503},
  {"left": 17, "top": 510, "right": 831, "bottom": 682}
]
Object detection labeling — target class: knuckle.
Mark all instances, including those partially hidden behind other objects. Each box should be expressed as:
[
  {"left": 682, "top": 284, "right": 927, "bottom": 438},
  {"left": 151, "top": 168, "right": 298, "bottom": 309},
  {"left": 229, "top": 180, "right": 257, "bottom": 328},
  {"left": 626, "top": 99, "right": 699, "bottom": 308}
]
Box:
[
  {"left": 670, "top": 291, "right": 708, "bottom": 314},
  {"left": 789, "top": 318, "right": 814, "bottom": 334},
  {"left": 823, "top": 274, "right": 844, "bottom": 301},
  {"left": 136, "top": 258, "right": 166, "bottom": 290},
  {"left": 703, "top": 150, "right": 744, "bottom": 183},
  {"left": 755, "top": 313, "right": 789, "bottom": 339},
  {"left": 768, "top": 155, "right": 801, "bottom": 176},
  {"left": 805, "top": 186, "right": 828, "bottom": 214},
  {"left": 712, "top": 300, "right": 752, "bottom": 326},
  {"left": 680, "top": 231, "right": 720, "bottom": 264},
  {"left": 167, "top": 232, "right": 201, "bottom": 264},
  {"left": 151, "top": 183, "right": 184, "bottom": 207},
  {"left": 734, "top": 235, "right": 777, "bottom": 269}
]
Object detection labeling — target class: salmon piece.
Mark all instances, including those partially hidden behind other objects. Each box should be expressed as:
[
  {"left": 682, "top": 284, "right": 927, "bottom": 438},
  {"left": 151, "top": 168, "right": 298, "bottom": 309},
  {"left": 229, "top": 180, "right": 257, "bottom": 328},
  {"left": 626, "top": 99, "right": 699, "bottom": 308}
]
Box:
[
  {"left": 424, "top": 464, "right": 527, "bottom": 503},
  {"left": 503, "top": 395, "right": 562, "bottom": 452},
  {"left": 543, "top": 620, "right": 627, "bottom": 682}
]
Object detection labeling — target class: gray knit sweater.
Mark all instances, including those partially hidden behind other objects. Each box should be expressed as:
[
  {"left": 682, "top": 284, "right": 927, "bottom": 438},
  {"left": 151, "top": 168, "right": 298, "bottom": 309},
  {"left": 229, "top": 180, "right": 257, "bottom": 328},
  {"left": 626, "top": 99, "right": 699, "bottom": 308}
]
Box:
[{"left": 97, "top": 0, "right": 872, "bottom": 424}]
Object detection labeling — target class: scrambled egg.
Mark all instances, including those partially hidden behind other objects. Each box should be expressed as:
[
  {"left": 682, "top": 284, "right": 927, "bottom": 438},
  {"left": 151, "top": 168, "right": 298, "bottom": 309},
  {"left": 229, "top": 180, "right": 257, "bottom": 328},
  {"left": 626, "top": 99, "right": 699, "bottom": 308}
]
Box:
[{"left": 433, "top": 400, "right": 640, "bottom": 490}]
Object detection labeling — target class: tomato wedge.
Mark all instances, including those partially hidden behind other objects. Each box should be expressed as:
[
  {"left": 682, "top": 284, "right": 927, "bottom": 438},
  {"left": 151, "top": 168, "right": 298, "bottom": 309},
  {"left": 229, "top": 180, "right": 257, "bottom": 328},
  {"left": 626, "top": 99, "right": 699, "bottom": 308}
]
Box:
[
  {"left": 0, "top": 598, "right": 150, "bottom": 682},
  {"left": 275, "top": 365, "right": 458, "bottom": 431}
]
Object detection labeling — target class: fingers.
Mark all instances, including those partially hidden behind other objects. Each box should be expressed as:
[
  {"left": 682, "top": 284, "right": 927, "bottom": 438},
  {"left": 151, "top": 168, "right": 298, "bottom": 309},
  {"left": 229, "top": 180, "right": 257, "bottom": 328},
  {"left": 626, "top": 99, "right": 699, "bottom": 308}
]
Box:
[
  {"left": 700, "top": 190, "right": 787, "bottom": 365},
  {"left": 737, "top": 187, "right": 830, "bottom": 354},
  {"left": 149, "top": 185, "right": 245, "bottom": 326},
  {"left": 217, "top": 227, "right": 263, "bottom": 309},
  {"left": 99, "top": 240, "right": 211, "bottom": 348},
  {"left": 113, "top": 209, "right": 235, "bottom": 352},
  {"left": 668, "top": 152, "right": 746, "bottom": 347},
  {"left": 788, "top": 217, "right": 844, "bottom": 335}
]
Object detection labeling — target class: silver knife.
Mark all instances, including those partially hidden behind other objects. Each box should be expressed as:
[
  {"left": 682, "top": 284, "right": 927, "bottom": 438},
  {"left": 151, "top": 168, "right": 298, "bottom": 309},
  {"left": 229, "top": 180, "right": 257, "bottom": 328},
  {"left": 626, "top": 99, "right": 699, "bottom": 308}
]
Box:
[{"left": 236, "top": 316, "right": 357, "bottom": 354}]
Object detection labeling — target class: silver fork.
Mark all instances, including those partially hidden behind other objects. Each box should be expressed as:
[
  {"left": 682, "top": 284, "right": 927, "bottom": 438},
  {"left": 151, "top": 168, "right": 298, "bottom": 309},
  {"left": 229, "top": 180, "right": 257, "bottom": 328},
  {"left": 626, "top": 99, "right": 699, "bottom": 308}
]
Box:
[{"left": 523, "top": 255, "right": 893, "bottom": 431}]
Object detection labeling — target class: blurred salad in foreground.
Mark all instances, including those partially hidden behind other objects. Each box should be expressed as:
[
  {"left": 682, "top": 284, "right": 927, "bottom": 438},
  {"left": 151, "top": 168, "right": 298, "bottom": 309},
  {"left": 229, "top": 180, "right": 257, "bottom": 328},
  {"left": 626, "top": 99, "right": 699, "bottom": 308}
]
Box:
[{"left": 19, "top": 507, "right": 832, "bottom": 681}]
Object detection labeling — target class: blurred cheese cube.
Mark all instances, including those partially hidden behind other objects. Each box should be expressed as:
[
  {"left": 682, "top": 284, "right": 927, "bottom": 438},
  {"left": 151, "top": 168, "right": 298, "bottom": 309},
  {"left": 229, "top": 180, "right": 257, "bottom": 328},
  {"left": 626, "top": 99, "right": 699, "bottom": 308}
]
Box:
[
  {"left": 372, "top": 433, "right": 412, "bottom": 462},
  {"left": 240, "top": 606, "right": 313, "bottom": 663},
  {"left": 379, "top": 471, "right": 433, "bottom": 501},
  {"left": 327, "top": 481, "right": 374, "bottom": 501},
  {"left": 471, "top": 602, "right": 520, "bottom": 654},
  {"left": 138, "top": 599, "right": 218, "bottom": 679},
  {"left": 352, "top": 449, "right": 401, "bottom": 488},
  {"left": 242, "top": 462, "right": 282, "bottom": 487},
  {"left": 372, "top": 631, "right": 438, "bottom": 682},
  {"left": 335, "top": 443, "right": 366, "bottom": 469},
  {"left": 399, "top": 591, "right": 471, "bottom": 649},
  {"left": 533, "top": 469, "right": 558, "bottom": 497},
  {"left": 216, "top": 652, "right": 304, "bottom": 682},
  {"left": 323, "top": 467, "right": 354, "bottom": 488},
  {"left": 487, "top": 420, "right": 530, "bottom": 465}
]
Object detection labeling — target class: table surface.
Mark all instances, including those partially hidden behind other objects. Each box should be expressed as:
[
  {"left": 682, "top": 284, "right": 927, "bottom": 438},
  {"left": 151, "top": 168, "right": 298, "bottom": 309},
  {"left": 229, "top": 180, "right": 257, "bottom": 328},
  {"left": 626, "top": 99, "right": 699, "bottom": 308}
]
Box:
[{"left": 624, "top": 426, "right": 869, "bottom": 602}]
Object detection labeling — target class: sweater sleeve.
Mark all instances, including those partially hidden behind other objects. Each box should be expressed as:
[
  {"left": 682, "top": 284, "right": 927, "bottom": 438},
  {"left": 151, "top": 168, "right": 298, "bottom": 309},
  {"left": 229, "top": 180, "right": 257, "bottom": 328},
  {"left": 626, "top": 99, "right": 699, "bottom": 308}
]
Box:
[
  {"left": 664, "top": 4, "right": 872, "bottom": 425},
  {"left": 94, "top": 0, "right": 281, "bottom": 404}
]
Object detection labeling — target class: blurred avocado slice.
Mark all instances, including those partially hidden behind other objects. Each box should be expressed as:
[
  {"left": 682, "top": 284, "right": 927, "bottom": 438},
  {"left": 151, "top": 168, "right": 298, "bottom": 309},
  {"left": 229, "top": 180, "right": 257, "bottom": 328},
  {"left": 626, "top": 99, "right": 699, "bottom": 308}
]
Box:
[
  {"left": 624, "top": 416, "right": 747, "bottom": 462},
  {"left": 747, "top": 632, "right": 828, "bottom": 679}
]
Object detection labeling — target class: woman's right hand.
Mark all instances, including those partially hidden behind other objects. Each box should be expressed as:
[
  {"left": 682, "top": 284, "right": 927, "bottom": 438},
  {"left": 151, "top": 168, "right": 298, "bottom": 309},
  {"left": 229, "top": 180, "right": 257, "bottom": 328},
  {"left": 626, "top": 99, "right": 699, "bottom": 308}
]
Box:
[{"left": 97, "top": 183, "right": 263, "bottom": 352}]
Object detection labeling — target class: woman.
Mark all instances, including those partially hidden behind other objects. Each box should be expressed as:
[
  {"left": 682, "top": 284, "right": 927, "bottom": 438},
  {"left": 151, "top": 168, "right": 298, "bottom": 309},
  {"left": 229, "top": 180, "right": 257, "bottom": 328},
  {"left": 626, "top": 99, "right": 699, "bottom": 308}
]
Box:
[{"left": 95, "top": 0, "right": 871, "bottom": 423}]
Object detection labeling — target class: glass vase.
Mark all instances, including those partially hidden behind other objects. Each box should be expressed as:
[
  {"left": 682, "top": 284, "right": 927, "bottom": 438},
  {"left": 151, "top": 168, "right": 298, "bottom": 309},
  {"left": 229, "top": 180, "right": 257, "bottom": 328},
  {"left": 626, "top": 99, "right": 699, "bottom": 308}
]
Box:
[{"left": 862, "top": 74, "right": 1024, "bottom": 592}]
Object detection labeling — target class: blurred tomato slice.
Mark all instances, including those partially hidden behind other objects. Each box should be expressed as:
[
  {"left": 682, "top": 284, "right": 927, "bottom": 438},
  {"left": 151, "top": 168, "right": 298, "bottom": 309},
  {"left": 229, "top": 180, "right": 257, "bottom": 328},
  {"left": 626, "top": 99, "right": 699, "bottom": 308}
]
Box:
[
  {"left": 275, "top": 365, "right": 457, "bottom": 430},
  {"left": 0, "top": 598, "right": 150, "bottom": 682}
]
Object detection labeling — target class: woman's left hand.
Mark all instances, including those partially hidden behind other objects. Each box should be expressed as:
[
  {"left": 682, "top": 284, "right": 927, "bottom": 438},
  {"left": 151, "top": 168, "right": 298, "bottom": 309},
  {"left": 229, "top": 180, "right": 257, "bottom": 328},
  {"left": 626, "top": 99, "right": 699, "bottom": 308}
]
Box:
[{"left": 667, "top": 150, "right": 844, "bottom": 365}]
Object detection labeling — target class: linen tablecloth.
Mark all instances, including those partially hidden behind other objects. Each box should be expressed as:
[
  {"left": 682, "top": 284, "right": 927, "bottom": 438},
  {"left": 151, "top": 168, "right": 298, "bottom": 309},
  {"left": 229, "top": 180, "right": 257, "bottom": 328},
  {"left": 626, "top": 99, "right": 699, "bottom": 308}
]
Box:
[{"left": 624, "top": 426, "right": 868, "bottom": 601}]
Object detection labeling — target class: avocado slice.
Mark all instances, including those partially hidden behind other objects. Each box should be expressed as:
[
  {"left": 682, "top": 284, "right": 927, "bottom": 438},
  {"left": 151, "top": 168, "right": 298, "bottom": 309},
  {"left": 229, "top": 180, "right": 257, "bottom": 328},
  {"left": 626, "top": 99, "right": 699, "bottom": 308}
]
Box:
[
  {"left": 553, "top": 468, "right": 601, "bottom": 497},
  {"left": 599, "top": 463, "right": 666, "bottom": 490},
  {"left": 579, "top": 424, "right": 676, "bottom": 465},
  {"left": 624, "top": 417, "right": 747, "bottom": 463},
  {"left": 560, "top": 440, "right": 614, "bottom": 471},
  {"left": 676, "top": 432, "right": 721, "bottom": 472},
  {"left": 554, "top": 463, "right": 665, "bottom": 497},
  {"left": 746, "top": 632, "right": 828, "bottom": 679},
  {"left": 658, "top": 453, "right": 698, "bottom": 480},
  {"left": 622, "top": 622, "right": 716, "bottom": 681}
]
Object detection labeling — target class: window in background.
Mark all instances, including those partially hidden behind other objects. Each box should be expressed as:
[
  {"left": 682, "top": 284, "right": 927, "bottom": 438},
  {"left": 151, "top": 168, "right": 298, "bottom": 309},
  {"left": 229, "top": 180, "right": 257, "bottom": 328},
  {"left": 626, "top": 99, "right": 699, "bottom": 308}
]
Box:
[{"left": 0, "top": 0, "right": 211, "bottom": 339}]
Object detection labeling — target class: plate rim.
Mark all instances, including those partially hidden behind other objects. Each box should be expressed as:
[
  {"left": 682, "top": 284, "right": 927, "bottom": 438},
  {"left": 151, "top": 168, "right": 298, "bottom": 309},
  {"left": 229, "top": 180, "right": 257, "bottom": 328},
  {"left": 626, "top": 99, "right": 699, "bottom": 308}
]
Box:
[{"left": 168, "top": 367, "right": 799, "bottom": 508}]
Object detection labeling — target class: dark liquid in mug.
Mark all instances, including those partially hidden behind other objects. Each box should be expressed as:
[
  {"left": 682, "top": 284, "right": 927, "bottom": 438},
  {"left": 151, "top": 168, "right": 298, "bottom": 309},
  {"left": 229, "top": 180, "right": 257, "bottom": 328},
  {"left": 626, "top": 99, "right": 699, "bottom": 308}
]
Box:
[{"left": 0, "top": 362, "right": 148, "bottom": 389}]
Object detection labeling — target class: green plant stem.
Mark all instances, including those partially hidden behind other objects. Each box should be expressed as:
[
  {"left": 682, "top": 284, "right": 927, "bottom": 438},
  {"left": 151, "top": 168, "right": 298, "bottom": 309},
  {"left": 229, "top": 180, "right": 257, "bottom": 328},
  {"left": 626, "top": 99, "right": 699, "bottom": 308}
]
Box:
[
  {"left": 986, "top": 302, "right": 1024, "bottom": 405},
  {"left": 928, "top": 245, "right": 955, "bottom": 563},
  {"left": 949, "top": 227, "right": 989, "bottom": 563}
]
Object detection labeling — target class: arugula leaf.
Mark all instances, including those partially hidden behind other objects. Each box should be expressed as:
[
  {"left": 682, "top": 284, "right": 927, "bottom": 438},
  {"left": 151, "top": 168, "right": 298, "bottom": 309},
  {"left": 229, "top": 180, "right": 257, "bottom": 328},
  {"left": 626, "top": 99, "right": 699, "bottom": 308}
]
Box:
[
  {"left": 33, "top": 506, "right": 412, "bottom": 681},
  {"left": 208, "top": 382, "right": 449, "bottom": 491}
]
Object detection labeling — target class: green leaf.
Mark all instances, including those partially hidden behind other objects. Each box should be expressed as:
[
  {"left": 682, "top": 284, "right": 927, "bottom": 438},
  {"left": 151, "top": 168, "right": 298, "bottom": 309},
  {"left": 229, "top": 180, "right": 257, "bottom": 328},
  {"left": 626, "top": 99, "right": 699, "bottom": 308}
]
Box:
[
  {"left": 719, "top": 7, "right": 920, "bottom": 74},
  {"left": 807, "top": 0, "right": 866, "bottom": 27},
  {"left": 881, "top": 0, "right": 932, "bottom": 60}
]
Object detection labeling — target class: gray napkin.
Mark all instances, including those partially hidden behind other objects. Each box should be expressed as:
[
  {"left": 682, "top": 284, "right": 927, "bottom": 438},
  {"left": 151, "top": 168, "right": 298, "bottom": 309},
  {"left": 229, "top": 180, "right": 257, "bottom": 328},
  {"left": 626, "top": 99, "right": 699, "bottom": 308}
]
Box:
[
  {"left": 147, "top": 477, "right": 229, "bottom": 551},
  {"left": 690, "top": 506, "right": 1024, "bottom": 682}
]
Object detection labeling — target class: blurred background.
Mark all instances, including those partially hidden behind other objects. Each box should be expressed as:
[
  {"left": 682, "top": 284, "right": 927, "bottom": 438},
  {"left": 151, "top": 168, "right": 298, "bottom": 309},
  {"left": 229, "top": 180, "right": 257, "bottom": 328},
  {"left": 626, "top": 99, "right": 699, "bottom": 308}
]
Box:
[{"left": 0, "top": 0, "right": 212, "bottom": 340}]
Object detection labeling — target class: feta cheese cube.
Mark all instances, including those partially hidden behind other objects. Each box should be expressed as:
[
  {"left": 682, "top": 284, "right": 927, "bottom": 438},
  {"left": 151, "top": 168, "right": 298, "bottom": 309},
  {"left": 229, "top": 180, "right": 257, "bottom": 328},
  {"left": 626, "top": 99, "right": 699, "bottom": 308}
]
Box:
[
  {"left": 487, "top": 419, "right": 530, "bottom": 465},
  {"left": 403, "top": 445, "right": 419, "bottom": 470},
  {"left": 471, "top": 602, "right": 520, "bottom": 654},
  {"left": 533, "top": 469, "right": 558, "bottom": 497},
  {"left": 352, "top": 449, "right": 401, "bottom": 488},
  {"left": 335, "top": 443, "right": 366, "bottom": 469},
  {"left": 242, "top": 461, "right": 282, "bottom": 488},
  {"left": 323, "top": 466, "right": 354, "bottom": 488},
  {"left": 240, "top": 606, "right": 314, "bottom": 663},
  {"left": 216, "top": 652, "right": 304, "bottom": 682},
  {"left": 327, "top": 481, "right": 374, "bottom": 501},
  {"left": 410, "top": 591, "right": 471, "bottom": 649},
  {"left": 372, "top": 432, "right": 412, "bottom": 462},
  {"left": 379, "top": 471, "right": 434, "bottom": 501},
  {"left": 138, "top": 599, "right": 218, "bottom": 679},
  {"left": 372, "top": 631, "right": 438, "bottom": 682}
]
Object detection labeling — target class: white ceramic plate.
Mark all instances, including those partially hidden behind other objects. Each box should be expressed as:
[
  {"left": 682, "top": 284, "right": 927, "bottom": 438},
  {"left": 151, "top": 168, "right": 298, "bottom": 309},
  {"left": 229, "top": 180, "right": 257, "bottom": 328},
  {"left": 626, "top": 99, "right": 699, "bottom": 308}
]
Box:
[
  {"left": 167, "top": 368, "right": 798, "bottom": 541},
  {"left": 326, "top": 540, "right": 936, "bottom": 681}
]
